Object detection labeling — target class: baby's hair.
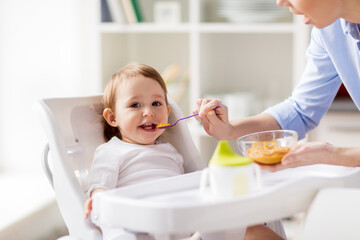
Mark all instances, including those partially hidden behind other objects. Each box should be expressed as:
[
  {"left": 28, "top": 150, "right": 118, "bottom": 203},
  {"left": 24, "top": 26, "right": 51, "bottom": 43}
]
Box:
[{"left": 102, "top": 63, "right": 168, "bottom": 142}]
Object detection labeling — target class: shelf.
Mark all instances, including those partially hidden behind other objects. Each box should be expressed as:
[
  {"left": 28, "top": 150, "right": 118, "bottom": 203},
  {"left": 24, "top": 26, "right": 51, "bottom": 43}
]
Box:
[
  {"left": 100, "top": 22, "right": 296, "bottom": 34},
  {"left": 198, "top": 23, "right": 295, "bottom": 33},
  {"left": 100, "top": 23, "right": 192, "bottom": 33},
  {"left": 309, "top": 111, "right": 360, "bottom": 147}
]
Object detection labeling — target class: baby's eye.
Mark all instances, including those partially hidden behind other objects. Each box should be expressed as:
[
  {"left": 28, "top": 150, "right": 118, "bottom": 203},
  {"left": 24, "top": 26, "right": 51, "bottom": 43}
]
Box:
[
  {"left": 130, "top": 103, "right": 141, "bottom": 108},
  {"left": 152, "top": 101, "right": 162, "bottom": 106}
]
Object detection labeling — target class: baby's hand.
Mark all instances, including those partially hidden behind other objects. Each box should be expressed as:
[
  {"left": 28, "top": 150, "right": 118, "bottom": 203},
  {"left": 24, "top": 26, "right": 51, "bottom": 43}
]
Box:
[
  {"left": 84, "top": 188, "right": 106, "bottom": 219},
  {"left": 84, "top": 197, "right": 93, "bottom": 219}
]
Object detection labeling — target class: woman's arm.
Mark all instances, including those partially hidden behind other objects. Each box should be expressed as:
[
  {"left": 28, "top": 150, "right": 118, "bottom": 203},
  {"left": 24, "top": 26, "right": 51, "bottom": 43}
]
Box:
[{"left": 228, "top": 113, "right": 281, "bottom": 140}]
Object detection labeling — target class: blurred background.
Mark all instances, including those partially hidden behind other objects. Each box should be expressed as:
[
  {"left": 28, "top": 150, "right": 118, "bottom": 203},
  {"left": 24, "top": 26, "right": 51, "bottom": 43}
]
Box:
[
  {"left": 0, "top": 1, "right": 98, "bottom": 239},
  {"left": 2, "top": 0, "right": 357, "bottom": 239}
]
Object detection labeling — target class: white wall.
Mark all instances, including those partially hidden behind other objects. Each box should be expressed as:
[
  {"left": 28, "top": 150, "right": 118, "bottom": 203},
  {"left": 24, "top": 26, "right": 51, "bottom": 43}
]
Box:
[
  {"left": 0, "top": 0, "right": 4, "bottom": 168},
  {"left": 0, "top": 0, "right": 100, "bottom": 172}
]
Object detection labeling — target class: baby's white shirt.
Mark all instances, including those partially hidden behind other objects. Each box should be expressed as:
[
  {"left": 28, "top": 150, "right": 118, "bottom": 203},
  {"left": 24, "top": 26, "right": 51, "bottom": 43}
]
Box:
[{"left": 87, "top": 137, "right": 184, "bottom": 196}]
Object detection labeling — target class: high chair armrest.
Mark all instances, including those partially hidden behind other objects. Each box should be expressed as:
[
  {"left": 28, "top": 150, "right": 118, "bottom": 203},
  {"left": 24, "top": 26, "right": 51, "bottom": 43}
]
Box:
[{"left": 42, "top": 143, "right": 54, "bottom": 188}]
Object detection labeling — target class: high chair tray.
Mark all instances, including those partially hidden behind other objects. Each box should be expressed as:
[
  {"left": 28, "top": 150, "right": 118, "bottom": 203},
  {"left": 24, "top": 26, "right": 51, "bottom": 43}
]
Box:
[{"left": 92, "top": 164, "right": 360, "bottom": 235}]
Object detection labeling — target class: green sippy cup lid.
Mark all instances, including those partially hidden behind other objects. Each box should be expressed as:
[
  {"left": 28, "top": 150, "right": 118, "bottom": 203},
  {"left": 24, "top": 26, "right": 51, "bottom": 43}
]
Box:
[{"left": 209, "top": 141, "right": 253, "bottom": 166}]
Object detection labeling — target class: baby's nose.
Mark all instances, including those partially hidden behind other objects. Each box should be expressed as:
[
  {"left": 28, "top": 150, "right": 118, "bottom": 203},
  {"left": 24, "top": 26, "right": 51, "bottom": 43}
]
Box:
[{"left": 143, "top": 107, "right": 155, "bottom": 117}]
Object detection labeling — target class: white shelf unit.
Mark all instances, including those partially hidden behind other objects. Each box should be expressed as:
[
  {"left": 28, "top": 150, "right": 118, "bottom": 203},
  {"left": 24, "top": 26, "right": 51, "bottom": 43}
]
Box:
[
  {"left": 309, "top": 111, "right": 360, "bottom": 147},
  {"left": 96, "top": 0, "right": 310, "bottom": 163}
]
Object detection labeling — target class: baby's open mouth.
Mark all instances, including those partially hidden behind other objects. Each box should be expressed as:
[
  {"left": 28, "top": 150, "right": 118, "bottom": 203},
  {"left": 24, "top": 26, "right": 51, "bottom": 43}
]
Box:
[{"left": 140, "top": 123, "right": 157, "bottom": 130}]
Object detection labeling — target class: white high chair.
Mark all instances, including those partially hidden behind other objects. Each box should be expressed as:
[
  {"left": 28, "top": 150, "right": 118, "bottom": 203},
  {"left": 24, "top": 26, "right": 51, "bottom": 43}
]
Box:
[
  {"left": 35, "top": 95, "right": 286, "bottom": 240},
  {"left": 36, "top": 95, "right": 104, "bottom": 240},
  {"left": 299, "top": 187, "right": 360, "bottom": 240}
]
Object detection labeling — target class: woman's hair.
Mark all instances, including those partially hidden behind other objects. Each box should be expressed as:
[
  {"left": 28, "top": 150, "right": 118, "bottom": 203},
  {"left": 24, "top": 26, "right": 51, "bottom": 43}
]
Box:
[{"left": 102, "top": 63, "right": 168, "bottom": 142}]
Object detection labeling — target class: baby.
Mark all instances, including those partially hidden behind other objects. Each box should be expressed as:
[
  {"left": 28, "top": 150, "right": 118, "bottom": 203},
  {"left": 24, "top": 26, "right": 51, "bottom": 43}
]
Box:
[{"left": 84, "top": 63, "right": 185, "bottom": 240}]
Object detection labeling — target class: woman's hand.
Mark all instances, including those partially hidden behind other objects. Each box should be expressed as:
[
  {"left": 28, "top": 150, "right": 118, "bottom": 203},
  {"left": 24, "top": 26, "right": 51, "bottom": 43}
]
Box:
[
  {"left": 193, "top": 98, "right": 232, "bottom": 140},
  {"left": 260, "top": 142, "right": 338, "bottom": 172}
]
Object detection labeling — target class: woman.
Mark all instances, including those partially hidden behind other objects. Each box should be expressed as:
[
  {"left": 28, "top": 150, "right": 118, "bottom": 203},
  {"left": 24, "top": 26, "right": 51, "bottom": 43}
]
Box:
[
  {"left": 195, "top": 0, "right": 360, "bottom": 172},
  {"left": 196, "top": 0, "right": 360, "bottom": 238}
]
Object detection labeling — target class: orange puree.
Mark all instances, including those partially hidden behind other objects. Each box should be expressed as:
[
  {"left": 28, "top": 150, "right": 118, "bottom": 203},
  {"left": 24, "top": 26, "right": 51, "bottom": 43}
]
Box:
[
  {"left": 247, "top": 141, "right": 290, "bottom": 164},
  {"left": 157, "top": 123, "right": 171, "bottom": 128}
]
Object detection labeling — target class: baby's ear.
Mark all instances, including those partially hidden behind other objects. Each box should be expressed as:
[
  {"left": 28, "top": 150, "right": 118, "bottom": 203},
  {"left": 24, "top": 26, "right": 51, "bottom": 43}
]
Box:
[
  {"left": 167, "top": 104, "right": 171, "bottom": 116},
  {"left": 103, "top": 108, "right": 117, "bottom": 127}
]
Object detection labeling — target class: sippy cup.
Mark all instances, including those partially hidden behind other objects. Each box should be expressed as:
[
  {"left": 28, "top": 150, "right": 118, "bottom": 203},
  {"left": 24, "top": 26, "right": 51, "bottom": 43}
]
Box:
[{"left": 200, "top": 141, "right": 262, "bottom": 199}]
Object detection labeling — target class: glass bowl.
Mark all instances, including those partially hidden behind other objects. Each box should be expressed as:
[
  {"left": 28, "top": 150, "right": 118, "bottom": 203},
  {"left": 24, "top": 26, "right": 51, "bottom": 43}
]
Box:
[{"left": 237, "top": 130, "right": 298, "bottom": 165}]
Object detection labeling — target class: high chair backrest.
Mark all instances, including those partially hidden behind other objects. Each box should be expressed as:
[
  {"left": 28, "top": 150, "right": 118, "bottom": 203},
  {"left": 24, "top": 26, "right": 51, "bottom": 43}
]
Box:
[{"left": 35, "top": 95, "right": 205, "bottom": 240}]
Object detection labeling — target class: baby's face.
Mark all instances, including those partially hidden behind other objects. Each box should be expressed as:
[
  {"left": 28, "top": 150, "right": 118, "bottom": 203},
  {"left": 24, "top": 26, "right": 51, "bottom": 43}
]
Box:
[{"left": 114, "top": 75, "right": 170, "bottom": 145}]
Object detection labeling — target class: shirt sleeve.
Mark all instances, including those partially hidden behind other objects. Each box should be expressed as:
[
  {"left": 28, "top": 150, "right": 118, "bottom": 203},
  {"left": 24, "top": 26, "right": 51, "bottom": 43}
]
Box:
[
  {"left": 265, "top": 27, "right": 342, "bottom": 139},
  {"left": 86, "top": 145, "right": 120, "bottom": 196}
]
